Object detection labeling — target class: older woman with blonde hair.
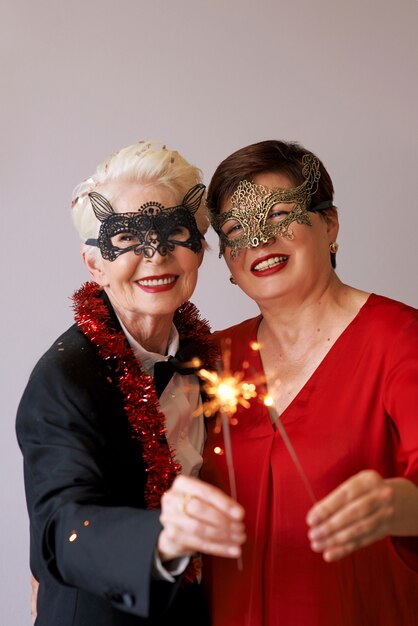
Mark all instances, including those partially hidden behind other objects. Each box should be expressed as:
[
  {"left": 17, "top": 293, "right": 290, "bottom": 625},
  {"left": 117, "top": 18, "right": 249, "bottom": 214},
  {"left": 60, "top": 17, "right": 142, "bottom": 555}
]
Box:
[
  {"left": 201, "top": 139, "right": 418, "bottom": 626},
  {"left": 17, "top": 141, "right": 244, "bottom": 626}
]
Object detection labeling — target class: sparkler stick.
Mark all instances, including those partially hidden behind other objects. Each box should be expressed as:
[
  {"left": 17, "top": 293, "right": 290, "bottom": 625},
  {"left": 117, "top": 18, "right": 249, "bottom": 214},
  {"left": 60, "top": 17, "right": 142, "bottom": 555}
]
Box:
[
  {"left": 219, "top": 409, "right": 239, "bottom": 503},
  {"left": 219, "top": 408, "right": 242, "bottom": 570},
  {"left": 264, "top": 395, "right": 317, "bottom": 504}
]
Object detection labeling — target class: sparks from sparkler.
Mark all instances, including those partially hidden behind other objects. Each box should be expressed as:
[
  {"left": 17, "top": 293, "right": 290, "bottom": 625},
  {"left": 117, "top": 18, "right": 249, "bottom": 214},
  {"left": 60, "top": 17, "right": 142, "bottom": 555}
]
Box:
[{"left": 197, "top": 368, "right": 257, "bottom": 424}]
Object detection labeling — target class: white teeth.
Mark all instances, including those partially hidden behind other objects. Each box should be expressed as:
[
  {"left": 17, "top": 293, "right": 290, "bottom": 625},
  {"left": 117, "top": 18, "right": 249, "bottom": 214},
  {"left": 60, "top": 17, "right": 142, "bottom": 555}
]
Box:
[
  {"left": 253, "top": 256, "right": 288, "bottom": 271},
  {"left": 138, "top": 276, "right": 176, "bottom": 286}
]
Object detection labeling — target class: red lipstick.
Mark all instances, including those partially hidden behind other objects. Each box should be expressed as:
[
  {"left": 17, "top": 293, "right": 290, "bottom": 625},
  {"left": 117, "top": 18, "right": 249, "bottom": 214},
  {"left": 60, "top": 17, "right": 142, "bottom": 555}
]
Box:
[
  {"left": 135, "top": 273, "right": 178, "bottom": 293},
  {"left": 250, "top": 253, "right": 289, "bottom": 277}
]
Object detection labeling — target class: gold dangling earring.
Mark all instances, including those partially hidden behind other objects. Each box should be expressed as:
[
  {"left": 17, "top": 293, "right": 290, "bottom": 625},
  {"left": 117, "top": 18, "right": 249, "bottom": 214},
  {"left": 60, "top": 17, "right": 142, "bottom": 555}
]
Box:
[
  {"left": 229, "top": 275, "right": 237, "bottom": 285},
  {"left": 329, "top": 242, "right": 339, "bottom": 254}
]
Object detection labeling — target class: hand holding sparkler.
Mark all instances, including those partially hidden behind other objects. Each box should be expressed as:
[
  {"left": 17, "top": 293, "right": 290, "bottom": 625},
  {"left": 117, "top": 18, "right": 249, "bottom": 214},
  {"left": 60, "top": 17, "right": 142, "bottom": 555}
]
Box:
[{"left": 158, "top": 475, "right": 245, "bottom": 563}]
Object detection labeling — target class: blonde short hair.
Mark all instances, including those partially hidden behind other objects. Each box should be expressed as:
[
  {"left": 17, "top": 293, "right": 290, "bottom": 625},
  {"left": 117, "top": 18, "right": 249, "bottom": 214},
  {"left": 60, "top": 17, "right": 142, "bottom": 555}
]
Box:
[{"left": 71, "top": 141, "right": 208, "bottom": 241}]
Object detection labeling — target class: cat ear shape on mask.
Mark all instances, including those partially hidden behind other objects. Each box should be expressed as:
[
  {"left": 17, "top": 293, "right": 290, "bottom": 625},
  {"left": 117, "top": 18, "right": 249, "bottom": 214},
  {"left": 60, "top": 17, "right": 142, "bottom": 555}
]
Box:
[
  {"left": 181, "top": 183, "right": 206, "bottom": 214},
  {"left": 88, "top": 192, "right": 116, "bottom": 222}
]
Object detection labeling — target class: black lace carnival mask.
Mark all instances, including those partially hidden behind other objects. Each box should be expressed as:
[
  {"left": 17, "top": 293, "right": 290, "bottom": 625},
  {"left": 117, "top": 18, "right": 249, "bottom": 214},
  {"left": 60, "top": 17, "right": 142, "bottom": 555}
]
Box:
[{"left": 86, "top": 184, "right": 205, "bottom": 261}]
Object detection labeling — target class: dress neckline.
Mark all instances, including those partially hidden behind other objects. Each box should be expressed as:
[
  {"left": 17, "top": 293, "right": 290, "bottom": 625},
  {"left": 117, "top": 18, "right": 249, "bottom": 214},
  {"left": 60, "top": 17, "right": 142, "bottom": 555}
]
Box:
[{"left": 251, "top": 293, "right": 375, "bottom": 423}]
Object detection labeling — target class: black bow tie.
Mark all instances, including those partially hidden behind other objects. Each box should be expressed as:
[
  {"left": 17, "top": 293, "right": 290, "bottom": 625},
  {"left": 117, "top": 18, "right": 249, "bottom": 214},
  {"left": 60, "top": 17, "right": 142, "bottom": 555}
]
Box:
[{"left": 153, "top": 341, "right": 201, "bottom": 398}]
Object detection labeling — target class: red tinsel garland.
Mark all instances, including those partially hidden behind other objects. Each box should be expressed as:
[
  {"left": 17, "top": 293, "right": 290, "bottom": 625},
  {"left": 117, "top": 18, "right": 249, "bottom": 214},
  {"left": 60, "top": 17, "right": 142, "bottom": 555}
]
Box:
[{"left": 72, "top": 281, "right": 218, "bottom": 510}]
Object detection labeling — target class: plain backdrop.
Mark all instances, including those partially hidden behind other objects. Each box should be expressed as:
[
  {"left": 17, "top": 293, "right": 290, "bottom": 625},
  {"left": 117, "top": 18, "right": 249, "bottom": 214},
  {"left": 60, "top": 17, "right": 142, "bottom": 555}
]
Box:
[{"left": 2, "top": 0, "right": 417, "bottom": 623}]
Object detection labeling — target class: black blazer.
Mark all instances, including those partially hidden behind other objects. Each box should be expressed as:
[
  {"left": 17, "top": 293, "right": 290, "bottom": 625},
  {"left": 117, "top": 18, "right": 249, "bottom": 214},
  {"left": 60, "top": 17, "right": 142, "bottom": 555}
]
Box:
[{"left": 16, "top": 298, "right": 209, "bottom": 626}]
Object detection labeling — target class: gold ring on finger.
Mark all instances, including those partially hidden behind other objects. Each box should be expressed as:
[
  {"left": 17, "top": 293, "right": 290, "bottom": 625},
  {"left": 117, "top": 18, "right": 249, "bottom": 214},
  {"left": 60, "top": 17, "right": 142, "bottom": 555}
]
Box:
[{"left": 182, "top": 493, "right": 194, "bottom": 516}]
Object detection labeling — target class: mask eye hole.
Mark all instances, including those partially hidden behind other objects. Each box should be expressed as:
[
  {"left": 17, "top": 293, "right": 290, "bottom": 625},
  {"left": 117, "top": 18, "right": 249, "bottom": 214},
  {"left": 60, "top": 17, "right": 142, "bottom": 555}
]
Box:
[
  {"left": 167, "top": 225, "right": 191, "bottom": 243},
  {"left": 221, "top": 219, "right": 243, "bottom": 240},
  {"left": 110, "top": 232, "right": 140, "bottom": 248},
  {"left": 266, "top": 204, "right": 291, "bottom": 224}
]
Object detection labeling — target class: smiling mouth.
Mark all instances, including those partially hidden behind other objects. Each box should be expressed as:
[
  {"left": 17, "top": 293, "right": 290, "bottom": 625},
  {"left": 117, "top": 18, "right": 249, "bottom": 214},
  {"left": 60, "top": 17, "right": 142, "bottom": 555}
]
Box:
[
  {"left": 252, "top": 256, "right": 289, "bottom": 272},
  {"left": 137, "top": 276, "right": 177, "bottom": 286}
]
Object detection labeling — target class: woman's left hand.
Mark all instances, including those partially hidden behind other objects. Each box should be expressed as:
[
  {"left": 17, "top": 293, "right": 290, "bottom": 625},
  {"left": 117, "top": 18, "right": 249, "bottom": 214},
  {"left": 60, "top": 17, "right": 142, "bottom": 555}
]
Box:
[{"left": 306, "top": 470, "right": 396, "bottom": 562}]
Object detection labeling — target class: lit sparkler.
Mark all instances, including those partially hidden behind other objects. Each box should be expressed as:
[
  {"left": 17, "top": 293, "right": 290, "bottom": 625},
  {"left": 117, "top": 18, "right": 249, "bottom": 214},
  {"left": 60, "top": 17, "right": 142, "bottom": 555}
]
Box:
[{"left": 196, "top": 339, "right": 258, "bottom": 570}]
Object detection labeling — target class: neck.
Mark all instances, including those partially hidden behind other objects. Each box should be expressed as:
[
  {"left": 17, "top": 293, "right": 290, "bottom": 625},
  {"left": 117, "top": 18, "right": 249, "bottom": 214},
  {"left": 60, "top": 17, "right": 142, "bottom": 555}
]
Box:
[
  {"left": 258, "top": 273, "right": 350, "bottom": 346},
  {"left": 111, "top": 303, "right": 174, "bottom": 354}
]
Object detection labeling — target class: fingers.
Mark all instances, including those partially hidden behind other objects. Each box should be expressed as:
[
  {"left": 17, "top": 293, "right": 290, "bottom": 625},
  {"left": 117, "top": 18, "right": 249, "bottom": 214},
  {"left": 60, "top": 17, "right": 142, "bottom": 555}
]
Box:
[
  {"left": 306, "top": 470, "right": 395, "bottom": 562},
  {"left": 159, "top": 520, "right": 244, "bottom": 561},
  {"left": 158, "top": 475, "right": 246, "bottom": 562},
  {"left": 30, "top": 576, "right": 39, "bottom": 623},
  {"left": 310, "top": 495, "right": 394, "bottom": 561},
  {"left": 169, "top": 474, "right": 244, "bottom": 520},
  {"left": 307, "top": 470, "right": 384, "bottom": 526}
]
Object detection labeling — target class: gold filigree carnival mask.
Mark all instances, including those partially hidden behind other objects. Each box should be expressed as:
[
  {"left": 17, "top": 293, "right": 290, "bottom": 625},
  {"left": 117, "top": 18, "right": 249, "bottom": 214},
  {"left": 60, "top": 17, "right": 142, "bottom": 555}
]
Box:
[{"left": 211, "top": 154, "right": 322, "bottom": 259}]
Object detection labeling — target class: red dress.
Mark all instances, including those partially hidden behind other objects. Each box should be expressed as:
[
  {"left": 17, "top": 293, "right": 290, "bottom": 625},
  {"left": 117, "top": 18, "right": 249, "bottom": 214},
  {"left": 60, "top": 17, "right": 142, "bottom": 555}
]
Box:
[{"left": 201, "top": 295, "right": 418, "bottom": 625}]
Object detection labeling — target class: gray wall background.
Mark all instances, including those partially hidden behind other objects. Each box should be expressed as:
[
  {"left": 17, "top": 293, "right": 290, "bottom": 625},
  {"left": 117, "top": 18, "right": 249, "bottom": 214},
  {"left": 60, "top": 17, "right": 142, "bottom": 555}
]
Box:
[{"left": 2, "top": 0, "right": 417, "bottom": 623}]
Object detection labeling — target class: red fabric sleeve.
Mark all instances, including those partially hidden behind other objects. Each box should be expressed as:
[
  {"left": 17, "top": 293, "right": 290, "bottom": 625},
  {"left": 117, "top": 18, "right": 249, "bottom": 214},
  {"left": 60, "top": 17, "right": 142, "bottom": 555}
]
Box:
[{"left": 384, "top": 311, "right": 418, "bottom": 571}]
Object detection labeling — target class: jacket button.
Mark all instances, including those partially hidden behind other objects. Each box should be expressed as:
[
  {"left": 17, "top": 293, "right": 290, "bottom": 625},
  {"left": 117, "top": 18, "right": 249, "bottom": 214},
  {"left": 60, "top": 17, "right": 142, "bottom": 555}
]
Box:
[
  {"left": 121, "top": 593, "right": 135, "bottom": 608},
  {"left": 106, "top": 591, "right": 135, "bottom": 607}
]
